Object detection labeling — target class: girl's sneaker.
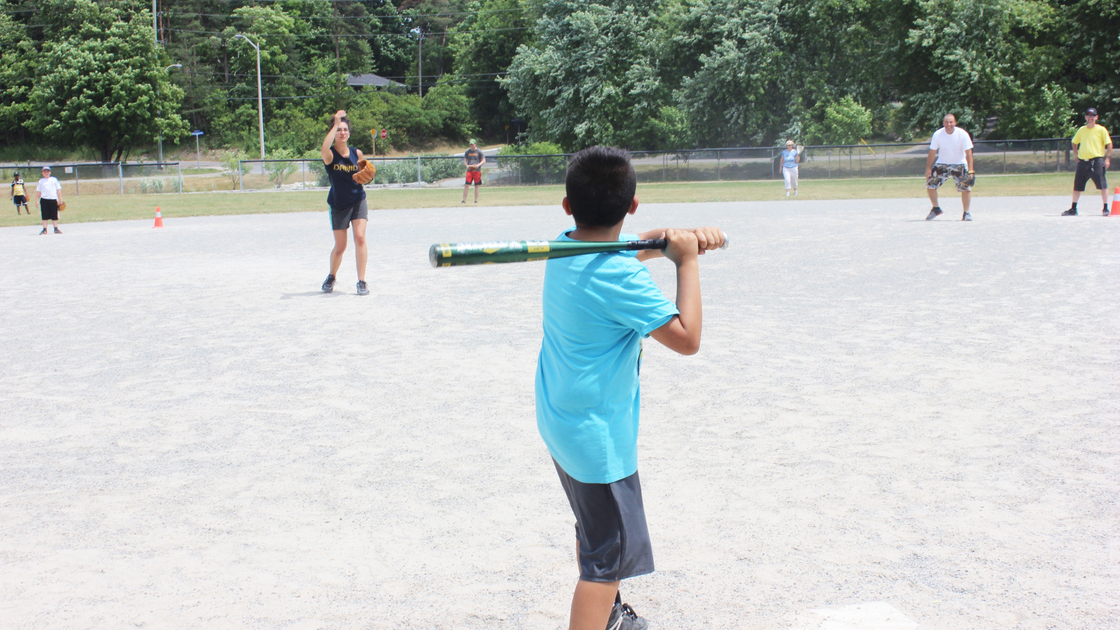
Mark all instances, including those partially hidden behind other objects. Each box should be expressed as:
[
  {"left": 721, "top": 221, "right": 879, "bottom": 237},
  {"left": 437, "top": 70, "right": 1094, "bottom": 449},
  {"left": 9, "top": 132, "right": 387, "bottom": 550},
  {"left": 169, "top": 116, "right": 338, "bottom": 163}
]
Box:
[{"left": 606, "top": 601, "right": 648, "bottom": 630}]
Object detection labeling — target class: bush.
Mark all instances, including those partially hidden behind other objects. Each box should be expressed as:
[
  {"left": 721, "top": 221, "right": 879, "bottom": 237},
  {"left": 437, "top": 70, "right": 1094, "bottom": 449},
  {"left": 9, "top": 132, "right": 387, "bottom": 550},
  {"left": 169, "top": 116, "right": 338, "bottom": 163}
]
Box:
[
  {"left": 302, "top": 149, "right": 330, "bottom": 187},
  {"left": 372, "top": 155, "right": 463, "bottom": 185},
  {"left": 497, "top": 142, "right": 567, "bottom": 185},
  {"left": 138, "top": 177, "right": 166, "bottom": 193},
  {"left": 264, "top": 148, "right": 299, "bottom": 188},
  {"left": 221, "top": 151, "right": 249, "bottom": 187}
]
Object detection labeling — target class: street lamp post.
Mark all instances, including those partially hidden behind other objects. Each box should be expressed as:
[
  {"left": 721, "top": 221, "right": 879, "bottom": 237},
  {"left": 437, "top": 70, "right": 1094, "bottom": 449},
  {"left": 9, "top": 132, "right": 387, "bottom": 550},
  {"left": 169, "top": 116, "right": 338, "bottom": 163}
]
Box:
[
  {"left": 158, "top": 63, "right": 182, "bottom": 167},
  {"left": 234, "top": 34, "right": 265, "bottom": 160}
]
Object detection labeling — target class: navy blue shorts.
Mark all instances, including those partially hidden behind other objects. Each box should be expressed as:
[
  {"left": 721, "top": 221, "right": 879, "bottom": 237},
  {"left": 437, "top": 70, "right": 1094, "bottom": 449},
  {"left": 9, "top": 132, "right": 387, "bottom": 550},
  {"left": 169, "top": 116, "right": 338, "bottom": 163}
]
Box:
[{"left": 554, "top": 460, "right": 654, "bottom": 583}]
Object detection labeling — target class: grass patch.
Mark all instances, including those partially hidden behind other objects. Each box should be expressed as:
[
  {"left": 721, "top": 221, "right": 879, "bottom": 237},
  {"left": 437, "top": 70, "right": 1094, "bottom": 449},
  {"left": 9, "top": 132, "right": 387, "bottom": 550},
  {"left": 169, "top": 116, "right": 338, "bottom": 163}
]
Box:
[{"left": 0, "top": 172, "right": 1073, "bottom": 228}]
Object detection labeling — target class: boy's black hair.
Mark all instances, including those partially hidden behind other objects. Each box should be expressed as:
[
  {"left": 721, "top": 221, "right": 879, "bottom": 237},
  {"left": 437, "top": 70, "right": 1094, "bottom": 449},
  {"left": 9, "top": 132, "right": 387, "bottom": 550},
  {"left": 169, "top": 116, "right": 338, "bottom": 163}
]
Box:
[
  {"left": 329, "top": 115, "right": 351, "bottom": 131},
  {"left": 565, "top": 146, "right": 637, "bottom": 227}
]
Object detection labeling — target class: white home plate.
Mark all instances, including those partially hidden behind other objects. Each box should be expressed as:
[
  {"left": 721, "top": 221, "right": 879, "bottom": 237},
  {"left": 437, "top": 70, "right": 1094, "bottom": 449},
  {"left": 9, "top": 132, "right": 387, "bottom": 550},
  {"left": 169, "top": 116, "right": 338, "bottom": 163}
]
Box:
[{"left": 801, "top": 602, "right": 920, "bottom": 630}]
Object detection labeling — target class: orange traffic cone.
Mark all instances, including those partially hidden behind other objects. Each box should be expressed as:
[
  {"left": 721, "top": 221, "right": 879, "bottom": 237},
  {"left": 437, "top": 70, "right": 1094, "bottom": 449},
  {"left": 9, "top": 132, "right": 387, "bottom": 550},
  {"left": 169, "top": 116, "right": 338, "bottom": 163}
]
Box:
[
  {"left": 153, "top": 206, "right": 164, "bottom": 228},
  {"left": 1111, "top": 187, "right": 1119, "bottom": 217}
]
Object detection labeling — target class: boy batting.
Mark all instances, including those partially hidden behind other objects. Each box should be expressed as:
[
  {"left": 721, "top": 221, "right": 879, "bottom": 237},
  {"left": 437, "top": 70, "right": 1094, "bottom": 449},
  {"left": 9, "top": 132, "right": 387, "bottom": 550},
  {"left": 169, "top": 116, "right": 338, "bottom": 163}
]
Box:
[{"left": 536, "top": 146, "right": 724, "bottom": 630}]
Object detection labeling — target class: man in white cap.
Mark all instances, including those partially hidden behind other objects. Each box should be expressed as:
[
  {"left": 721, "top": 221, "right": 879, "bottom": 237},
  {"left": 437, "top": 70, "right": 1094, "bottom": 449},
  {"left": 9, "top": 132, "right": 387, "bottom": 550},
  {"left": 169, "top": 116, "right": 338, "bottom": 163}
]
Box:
[
  {"left": 462, "top": 139, "right": 486, "bottom": 204},
  {"left": 35, "top": 165, "right": 63, "bottom": 234},
  {"left": 1063, "top": 107, "right": 1112, "bottom": 216}
]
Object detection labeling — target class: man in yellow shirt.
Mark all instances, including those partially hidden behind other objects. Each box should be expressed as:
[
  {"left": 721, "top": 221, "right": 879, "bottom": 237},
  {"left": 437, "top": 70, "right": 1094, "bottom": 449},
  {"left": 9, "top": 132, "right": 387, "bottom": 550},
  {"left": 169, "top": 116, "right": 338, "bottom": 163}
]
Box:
[{"left": 1064, "top": 107, "right": 1112, "bottom": 216}]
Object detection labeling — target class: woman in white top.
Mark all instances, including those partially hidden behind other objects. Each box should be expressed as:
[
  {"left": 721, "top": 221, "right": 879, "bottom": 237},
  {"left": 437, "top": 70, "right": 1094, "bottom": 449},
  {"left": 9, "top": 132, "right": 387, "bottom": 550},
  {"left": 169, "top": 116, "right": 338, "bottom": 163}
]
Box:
[
  {"left": 780, "top": 140, "right": 800, "bottom": 196},
  {"left": 35, "top": 165, "right": 63, "bottom": 234}
]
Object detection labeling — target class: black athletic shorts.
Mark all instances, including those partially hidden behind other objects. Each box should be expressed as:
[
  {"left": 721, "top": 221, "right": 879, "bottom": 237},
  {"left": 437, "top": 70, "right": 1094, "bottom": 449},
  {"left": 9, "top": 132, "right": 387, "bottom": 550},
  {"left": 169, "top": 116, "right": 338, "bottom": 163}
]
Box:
[
  {"left": 1073, "top": 158, "right": 1107, "bottom": 192},
  {"left": 40, "top": 198, "right": 58, "bottom": 221},
  {"left": 554, "top": 459, "right": 654, "bottom": 583},
  {"left": 12, "top": 195, "right": 26, "bottom": 205},
  {"left": 329, "top": 198, "right": 368, "bottom": 231}
]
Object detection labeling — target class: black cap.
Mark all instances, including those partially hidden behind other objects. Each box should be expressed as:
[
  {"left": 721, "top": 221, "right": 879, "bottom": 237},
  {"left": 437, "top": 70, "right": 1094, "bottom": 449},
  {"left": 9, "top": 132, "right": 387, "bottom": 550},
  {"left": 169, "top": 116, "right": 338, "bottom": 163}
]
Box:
[{"left": 1086, "top": 107, "right": 1098, "bottom": 116}]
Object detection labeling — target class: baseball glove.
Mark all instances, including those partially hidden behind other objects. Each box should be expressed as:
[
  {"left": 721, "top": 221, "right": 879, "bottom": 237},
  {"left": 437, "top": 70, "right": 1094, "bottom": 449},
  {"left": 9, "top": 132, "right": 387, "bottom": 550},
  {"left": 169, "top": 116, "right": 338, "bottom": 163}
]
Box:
[
  {"left": 352, "top": 159, "right": 376, "bottom": 185},
  {"left": 58, "top": 201, "right": 66, "bottom": 212},
  {"left": 962, "top": 171, "right": 976, "bottom": 187}
]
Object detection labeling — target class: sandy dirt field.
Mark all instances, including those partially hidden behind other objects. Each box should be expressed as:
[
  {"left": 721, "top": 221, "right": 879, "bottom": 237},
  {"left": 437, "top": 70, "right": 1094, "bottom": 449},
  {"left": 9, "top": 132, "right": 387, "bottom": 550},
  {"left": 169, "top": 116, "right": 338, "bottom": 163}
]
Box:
[{"left": 1, "top": 196, "right": 1116, "bottom": 630}]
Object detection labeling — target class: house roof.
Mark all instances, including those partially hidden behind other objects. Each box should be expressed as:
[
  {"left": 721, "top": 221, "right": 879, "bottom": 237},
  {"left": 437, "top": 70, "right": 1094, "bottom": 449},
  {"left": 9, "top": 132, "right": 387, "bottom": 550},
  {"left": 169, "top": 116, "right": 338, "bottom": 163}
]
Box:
[{"left": 346, "top": 73, "right": 406, "bottom": 89}]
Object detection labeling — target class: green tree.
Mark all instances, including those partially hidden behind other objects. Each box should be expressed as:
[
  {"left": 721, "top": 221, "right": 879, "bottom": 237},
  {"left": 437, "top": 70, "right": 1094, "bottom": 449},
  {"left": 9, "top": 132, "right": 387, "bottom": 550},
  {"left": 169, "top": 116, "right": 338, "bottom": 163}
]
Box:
[
  {"left": 900, "top": 0, "right": 1025, "bottom": 132},
  {"left": 24, "top": 1, "right": 188, "bottom": 162},
  {"left": 450, "top": 0, "right": 533, "bottom": 139},
  {"left": 0, "top": 0, "right": 34, "bottom": 145},
  {"left": 809, "top": 96, "right": 873, "bottom": 144},
  {"left": 502, "top": 0, "right": 670, "bottom": 150},
  {"left": 665, "top": 0, "right": 784, "bottom": 147},
  {"left": 1061, "top": 0, "right": 1120, "bottom": 131}
]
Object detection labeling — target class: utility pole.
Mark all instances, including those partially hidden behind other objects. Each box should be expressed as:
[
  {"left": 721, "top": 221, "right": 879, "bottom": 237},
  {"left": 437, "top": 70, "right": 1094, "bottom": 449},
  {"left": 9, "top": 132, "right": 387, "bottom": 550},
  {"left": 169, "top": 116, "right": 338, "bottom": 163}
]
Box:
[
  {"left": 234, "top": 34, "right": 266, "bottom": 160},
  {"left": 158, "top": 64, "right": 182, "bottom": 167}
]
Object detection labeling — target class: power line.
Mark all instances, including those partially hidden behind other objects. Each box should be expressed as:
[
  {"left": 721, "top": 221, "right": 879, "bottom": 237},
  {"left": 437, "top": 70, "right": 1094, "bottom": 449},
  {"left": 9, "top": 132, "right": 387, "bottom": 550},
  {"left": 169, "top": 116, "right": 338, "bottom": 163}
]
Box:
[
  {"left": 164, "top": 25, "right": 532, "bottom": 38},
  {"left": 162, "top": 7, "right": 526, "bottom": 20},
  {"left": 183, "top": 2, "right": 527, "bottom": 19},
  {"left": 182, "top": 69, "right": 503, "bottom": 80}
]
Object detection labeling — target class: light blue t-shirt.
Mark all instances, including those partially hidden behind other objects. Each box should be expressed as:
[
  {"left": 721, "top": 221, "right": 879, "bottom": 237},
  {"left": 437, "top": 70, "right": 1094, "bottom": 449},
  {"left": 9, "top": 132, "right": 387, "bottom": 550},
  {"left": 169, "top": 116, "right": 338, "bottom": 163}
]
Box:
[
  {"left": 781, "top": 148, "right": 799, "bottom": 169},
  {"left": 535, "top": 231, "right": 679, "bottom": 484}
]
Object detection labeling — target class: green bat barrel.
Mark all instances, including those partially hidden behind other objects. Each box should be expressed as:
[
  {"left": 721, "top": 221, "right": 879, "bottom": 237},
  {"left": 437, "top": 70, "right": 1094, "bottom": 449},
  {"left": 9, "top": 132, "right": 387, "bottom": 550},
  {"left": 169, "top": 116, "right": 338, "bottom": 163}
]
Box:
[{"left": 429, "top": 239, "right": 667, "bottom": 267}]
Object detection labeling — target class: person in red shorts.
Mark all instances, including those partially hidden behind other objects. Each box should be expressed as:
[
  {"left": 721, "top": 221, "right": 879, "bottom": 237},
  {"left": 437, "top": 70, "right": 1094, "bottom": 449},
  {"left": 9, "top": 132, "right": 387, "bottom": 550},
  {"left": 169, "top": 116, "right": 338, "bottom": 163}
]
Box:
[{"left": 461, "top": 140, "right": 486, "bottom": 204}]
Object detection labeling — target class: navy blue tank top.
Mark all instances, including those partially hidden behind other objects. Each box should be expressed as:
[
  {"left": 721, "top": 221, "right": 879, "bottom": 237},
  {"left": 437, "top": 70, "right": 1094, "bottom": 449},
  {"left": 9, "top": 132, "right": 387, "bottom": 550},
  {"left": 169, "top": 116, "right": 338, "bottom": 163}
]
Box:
[{"left": 325, "top": 145, "right": 366, "bottom": 209}]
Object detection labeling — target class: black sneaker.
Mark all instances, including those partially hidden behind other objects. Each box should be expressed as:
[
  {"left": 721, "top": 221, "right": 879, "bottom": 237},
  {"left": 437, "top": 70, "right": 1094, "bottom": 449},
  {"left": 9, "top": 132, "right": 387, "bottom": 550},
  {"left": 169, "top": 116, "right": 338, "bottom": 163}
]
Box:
[
  {"left": 1104, "top": 206, "right": 1111, "bottom": 217},
  {"left": 53, "top": 227, "right": 61, "bottom": 234},
  {"left": 321, "top": 274, "right": 336, "bottom": 293},
  {"left": 925, "top": 207, "right": 942, "bottom": 221},
  {"left": 606, "top": 601, "right": 649, "bottom": 630},
  {"left": 356, "top": 280, "right": 369, "bottom": 296},
  {"left": 39, "top": 228, "right": 46, "bottom": 235},
  {"left": 1061, "top": 208, "right": 1077, "bottom": 216}
]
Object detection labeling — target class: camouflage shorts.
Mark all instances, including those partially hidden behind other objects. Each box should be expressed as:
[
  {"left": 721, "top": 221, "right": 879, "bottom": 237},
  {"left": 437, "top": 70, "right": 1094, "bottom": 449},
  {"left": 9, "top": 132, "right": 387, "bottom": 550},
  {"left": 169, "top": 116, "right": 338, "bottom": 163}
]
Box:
[{"left": 927, "top": 163, "right": 971, "bottom": 192}]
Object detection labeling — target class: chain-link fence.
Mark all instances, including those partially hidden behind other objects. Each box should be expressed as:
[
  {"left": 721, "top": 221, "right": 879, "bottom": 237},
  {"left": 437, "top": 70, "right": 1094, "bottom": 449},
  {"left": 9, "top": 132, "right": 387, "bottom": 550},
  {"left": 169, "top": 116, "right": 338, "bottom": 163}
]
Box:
[
  {"left": 0, "top": 162, "right": 198, "bottom": 195},
  {"left": 239, "top": 139, "right": 1073, "bottom": 191},
  {"left": 628, "top": 139, "right": 1073, "bottom": 183},
  {"left": 0, "top": 139, "right": 1075, "bottom": 195}
]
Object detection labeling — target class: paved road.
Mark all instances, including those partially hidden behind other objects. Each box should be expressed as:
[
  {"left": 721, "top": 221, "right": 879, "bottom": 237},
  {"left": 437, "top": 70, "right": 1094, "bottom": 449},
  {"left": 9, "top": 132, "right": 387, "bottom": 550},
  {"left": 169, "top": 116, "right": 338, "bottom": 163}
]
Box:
[{"left": 1, "top": 197, "right": 1116, "bottom": 630}]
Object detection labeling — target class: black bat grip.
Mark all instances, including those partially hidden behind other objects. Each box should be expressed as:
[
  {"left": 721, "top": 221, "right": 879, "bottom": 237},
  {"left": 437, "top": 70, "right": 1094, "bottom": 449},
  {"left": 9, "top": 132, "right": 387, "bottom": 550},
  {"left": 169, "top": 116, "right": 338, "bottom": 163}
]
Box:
[
  {"left": 626, "top": 238, "right": 668, "bottom": 251},
  {"left": 626, "top": 233, "right": 730, "bottom": 252}
]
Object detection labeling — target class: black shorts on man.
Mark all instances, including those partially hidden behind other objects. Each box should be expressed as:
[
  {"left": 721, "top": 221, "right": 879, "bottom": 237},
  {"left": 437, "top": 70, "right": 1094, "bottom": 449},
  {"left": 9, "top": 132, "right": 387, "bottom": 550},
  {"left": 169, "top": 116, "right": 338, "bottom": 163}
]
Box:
[
  {"left": 553, "top": 459, "right": 654, "bottom": 583},
  {"left": 329, "top": 198, "right": 368, "bottom": 231},
  {"left": 1073, "top": 158, "right": 1108, "bottom": 192}
]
